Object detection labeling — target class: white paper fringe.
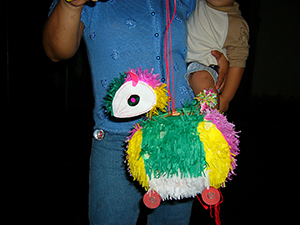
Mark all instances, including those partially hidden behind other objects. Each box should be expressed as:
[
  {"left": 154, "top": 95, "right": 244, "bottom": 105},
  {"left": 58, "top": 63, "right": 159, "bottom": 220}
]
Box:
[{"left": 147, "top": 169, "right": 210, "bottom": 201}]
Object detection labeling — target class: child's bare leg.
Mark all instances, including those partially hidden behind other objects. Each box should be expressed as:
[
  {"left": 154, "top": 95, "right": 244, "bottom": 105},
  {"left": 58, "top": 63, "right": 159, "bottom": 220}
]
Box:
[{"left": 188, "top": 70, "right": 219, "bottom": 109}]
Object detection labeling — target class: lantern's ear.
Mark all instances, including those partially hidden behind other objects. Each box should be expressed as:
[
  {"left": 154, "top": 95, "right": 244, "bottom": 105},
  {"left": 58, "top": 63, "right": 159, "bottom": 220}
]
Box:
[{"left": 129, "top": 71, "right": 139, "bottom": 87}]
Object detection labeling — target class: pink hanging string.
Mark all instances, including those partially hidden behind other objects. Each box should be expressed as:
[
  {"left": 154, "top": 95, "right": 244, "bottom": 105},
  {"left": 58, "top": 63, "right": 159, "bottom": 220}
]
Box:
[{"left": 165, "top": 0, "right": 177, "bottom": 114}]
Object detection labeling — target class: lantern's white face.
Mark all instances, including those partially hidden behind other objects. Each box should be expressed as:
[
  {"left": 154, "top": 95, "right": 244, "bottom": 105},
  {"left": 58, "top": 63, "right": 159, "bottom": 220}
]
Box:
[{"left": 112, "top": 72, "right": 156, "bottom": 118}]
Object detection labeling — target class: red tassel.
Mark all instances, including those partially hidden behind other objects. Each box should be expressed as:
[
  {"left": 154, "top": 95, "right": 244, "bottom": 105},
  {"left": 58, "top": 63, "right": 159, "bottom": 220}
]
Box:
[
  {"left": 214, "top": 203, "right": 221, "bottom": 225},
  {"left": 196, "top": 195, "right": 209, "bottom": 210},
  {"left": 197, "top": 188, "right": 223, "bottom": 225}
]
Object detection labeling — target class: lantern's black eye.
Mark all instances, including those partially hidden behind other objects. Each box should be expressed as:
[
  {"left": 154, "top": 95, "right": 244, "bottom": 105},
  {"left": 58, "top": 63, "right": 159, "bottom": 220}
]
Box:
[{"left": 128, "top": 95, "right": 140, "bottom": 107}]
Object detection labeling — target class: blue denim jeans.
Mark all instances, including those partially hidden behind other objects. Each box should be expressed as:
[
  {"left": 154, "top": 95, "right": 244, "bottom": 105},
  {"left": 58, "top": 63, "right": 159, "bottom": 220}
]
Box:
[{"left": 89, "top": 132, "right": 193, "bottom": 225}]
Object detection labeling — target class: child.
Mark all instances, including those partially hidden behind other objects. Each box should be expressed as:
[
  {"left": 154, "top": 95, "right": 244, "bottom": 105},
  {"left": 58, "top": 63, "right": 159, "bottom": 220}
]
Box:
[{"left": 186, "top": 0, "right": 249, "bottom": 112}]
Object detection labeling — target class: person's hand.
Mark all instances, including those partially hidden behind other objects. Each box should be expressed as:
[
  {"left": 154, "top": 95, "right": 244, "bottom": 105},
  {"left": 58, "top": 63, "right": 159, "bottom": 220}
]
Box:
[
  {"left": 211, "top": 50, "right": 229, "bottom": 92},
  {"left": 65, "top": 0, "right": 98, "bottom": 7}
]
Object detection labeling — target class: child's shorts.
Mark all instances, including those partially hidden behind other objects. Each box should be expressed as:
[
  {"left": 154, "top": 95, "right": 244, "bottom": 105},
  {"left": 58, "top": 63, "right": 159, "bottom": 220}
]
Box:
[{"left": 185, "top": 62, "right": 219, "bottom": 86}]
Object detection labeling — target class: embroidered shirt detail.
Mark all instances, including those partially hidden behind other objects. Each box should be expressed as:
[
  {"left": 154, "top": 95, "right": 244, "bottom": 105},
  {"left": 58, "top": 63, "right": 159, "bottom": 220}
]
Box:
[
  {"left": 126, "top": 19, "right": 137, "bottom": 29},
  {"left": 179, "top": 85, "right": 188, "bottom": 95},
  {"left": 89, "top": 32, "right": 96, "bottom": 40},
  {"left": 101, "top": 79, "right": 108, "bottom": 88},
  {"left": 111, "top": 50, "right": 120, "bottom": 60}
]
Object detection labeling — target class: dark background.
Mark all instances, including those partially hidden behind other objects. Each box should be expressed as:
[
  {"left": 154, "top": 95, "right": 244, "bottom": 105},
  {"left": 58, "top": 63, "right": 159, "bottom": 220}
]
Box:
[{"left": 4, "top": 0, "right": 300, "bottom": 224}]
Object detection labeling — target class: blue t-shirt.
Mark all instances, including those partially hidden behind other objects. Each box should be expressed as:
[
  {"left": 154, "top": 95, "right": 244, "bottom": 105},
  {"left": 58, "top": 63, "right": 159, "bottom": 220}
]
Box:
[{"left": 49, "top": 0, "right": 196, "bottom": 133}]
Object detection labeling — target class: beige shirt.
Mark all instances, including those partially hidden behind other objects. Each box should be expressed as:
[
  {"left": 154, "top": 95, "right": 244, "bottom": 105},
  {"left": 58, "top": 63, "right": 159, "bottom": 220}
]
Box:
[{"left": 186, "top": 0, "right": 250, "bottom": 68}]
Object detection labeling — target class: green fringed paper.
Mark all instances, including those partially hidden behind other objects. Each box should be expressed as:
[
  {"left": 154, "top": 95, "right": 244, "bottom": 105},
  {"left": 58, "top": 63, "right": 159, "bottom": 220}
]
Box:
[
  {"left": 104, "top": 73, "right": 126, "bottom": 115},
  {"left": 139, "top": 101, "right": 207, "bottom": 180}
]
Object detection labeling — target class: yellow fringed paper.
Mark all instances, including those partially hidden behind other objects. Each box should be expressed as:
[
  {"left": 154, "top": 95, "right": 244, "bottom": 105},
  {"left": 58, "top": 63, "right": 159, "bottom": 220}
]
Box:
[
  {"left": 126, "top": 130, "right": 149, "bottom": 189},
  {"left": 197, "top": 121, "right": 232, "bottom": 189},
  {"left": 147, "top": 83, "right": 169, "bottom": 119}
]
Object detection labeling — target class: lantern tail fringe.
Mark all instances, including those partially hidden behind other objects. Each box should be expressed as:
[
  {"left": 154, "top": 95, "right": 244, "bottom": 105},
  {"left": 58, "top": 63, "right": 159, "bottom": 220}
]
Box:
[
  {"left": 204, "top": 109, "right": 240, "bottom": 181},
  {"left": 195, "top": 88, "right": 218, "bottom": 112}
]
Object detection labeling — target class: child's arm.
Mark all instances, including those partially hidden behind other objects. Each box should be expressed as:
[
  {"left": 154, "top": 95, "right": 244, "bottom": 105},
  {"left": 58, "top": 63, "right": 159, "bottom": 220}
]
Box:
[{"left": 219, "top": 67, "right": 244, "bottom": 112}]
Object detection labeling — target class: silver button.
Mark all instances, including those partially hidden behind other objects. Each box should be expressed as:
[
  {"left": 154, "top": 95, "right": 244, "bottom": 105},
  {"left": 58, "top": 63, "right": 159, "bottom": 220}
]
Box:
[{"left": 93, "top": 129, "right": 105, "bottom": 140}]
